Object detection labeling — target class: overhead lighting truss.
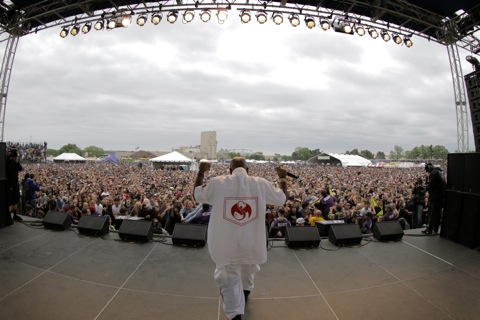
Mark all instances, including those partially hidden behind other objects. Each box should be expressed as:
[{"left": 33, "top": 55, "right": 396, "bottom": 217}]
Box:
[{"left": 50, "top": 1, "right": 416, "bottom": 48}]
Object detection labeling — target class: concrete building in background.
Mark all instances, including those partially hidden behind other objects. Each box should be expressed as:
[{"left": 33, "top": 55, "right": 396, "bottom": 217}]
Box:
[{"left": 200, "top": 131, "right": 217, "bottom": 159}]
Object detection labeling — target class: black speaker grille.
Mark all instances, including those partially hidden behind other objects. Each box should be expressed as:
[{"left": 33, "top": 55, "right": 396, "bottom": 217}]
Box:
[{"left": 172, "top": 224, "right": 207, "bottom": 247}]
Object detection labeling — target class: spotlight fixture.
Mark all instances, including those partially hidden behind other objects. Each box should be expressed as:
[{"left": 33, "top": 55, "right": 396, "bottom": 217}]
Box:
[
  {"left": 343, "top": 22, "right": 352, "bottom": 34},
  {"left": 393, "top": 34, "right": 402, "bottom": 44},
  {"left": 121, "top": 15, "right": 132, "bottom": 27},
  {"left": 240, "top": 10, "right": 251, "bottom": 23},
  {"left": 81, "top": 23, "right": 91, "bottom": 34},
  {"left": 217, "top": 8, "right": 228, "bottom": 24},
  {"left": 289, "top": 14, "right": 300, "bottom": 27},
  {"left": 355, "top": 25, "right": 365, "bottom": 36},
  {"left": 320, "top": 19, "right": 330, "bottom": 31},
  {"left": 305, "top": 17, "right": 316, "bottom": 29},
  {"left": 60, "top": 27, "right": 69, "bottom": 38},
  {"left": 107, "top": 18, "right": 116, "bottom": 29},
  {"left": 137, "top": 15, "right": 147, "bottom": 26},
  {"left": 183, "top": 10, "right": 195, "bottom": 23},
  {"left": 94, "top": 20, "right": 104, "bottom": 30},
  {"left": 272, "top": 12, "right": 283, "bottom": 25},
  {"left": 332, "top": 18, "right": 353, "bottom": 34},
  {"left": 256, "top": 11, "right": 267, "bottom": 24},
  {"left": 70, "top": 25, "right": 80, "bottom": 36},
  {"left": 167, "top": 11, "right": 178, "bottom": 24},
  {"left": 369, "top": 28, "right": 379, "bottom": 39},
  {"left": 381, "top": 30, "right": 391, "bottom": 42},
  {"left": 151, "top": 13, "right": 162, "bottom": 25},
  {"left": 404, "top": 37, "right": 413, "bottom": 47},
  {"left": 200, "top": 10, "right": 211, "bottom": 22}
]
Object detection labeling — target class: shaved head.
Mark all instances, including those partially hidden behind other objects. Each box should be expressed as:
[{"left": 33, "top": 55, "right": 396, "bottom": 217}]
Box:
[{"left": 230, "top": 157, "right": 247, "bottom": 173}]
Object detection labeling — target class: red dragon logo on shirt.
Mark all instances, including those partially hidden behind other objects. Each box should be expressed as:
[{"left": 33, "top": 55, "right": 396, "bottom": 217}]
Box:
[{"left": 230, "top": 201, "right": 252, "bottom": 221}]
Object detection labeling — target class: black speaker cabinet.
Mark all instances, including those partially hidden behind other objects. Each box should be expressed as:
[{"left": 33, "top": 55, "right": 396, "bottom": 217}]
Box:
[
  {"left": 0, "top": 178, "right": 10, "bottom": 227},
  {"left": 118, "top": 219, "right": 153, "bottom": 242},
  {"left": 0, "top": 142, "right": 6, "bottom": 179},
  {"left": 329, "top": 224, "right": 362, "bottom": 246},
  {"left": 172, "top": 223, "right": 208, "bottom": 247},
  {"left": 373, "top": 221, "right": 404, "bottom": 242},
  {"left": 464, "top": 153, "right": 480, "bottom": 195},
  {"left": 441, "top": 191, "right": 463, "bottom": 241},
  {"left": 447, "top": 153, "right": 465, "bottom": 191},
  {"left": 285, "top": 226, "right": 320, "bottom": 248},
  {"left": 457, "top": 194, "right": 480, "bottom": 249},
  {"left": 77, "top": 215, "right": 109, "bottom": 236},
  {"left": 43, "top": 211, "right": 72, "bottom": 230},
  {"left": 316, "top": 220, "right": 345, "bottom": 237}
]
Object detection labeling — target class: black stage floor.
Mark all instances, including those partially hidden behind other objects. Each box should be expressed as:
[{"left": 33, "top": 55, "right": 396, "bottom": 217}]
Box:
[{"left": 1, "top": 215, "right": 480, "bottom": 320}]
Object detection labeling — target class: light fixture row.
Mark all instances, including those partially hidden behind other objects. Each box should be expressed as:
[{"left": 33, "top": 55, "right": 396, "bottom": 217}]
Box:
[{"left": 59, "top": 10, "right": 413, "bottom": 47}]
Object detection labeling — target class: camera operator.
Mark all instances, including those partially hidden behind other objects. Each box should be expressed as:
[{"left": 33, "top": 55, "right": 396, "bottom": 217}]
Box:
[{"left": 6, "top": 148, "right": 23, "bottom": 223}]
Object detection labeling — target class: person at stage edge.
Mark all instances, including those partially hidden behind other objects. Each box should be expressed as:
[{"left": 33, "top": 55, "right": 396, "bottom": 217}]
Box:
[
  {"left": 422, "top": 163, "right": 446, "bottom": 235},
  {"left": 6, "top": 148, "right": 23, "bottom": 224},
  {"left": 193, "top": 157, "right": 289, "bottom": 320}
]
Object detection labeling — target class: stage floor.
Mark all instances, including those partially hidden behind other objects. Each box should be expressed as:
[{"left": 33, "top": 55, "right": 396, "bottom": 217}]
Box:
[{"left": 1, "top": 216, "right": 480, "bottom": 320}]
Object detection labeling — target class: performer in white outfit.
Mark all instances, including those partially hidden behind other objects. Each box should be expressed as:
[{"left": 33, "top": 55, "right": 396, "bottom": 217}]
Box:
[{"left": 194, "top": 157, "right": 289, "bottom": 320}]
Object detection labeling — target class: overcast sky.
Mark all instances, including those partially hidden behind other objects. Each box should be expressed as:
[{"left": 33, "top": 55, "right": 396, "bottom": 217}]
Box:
[{"left": 3, "top": 13, "right": 477, "bottom": 155}]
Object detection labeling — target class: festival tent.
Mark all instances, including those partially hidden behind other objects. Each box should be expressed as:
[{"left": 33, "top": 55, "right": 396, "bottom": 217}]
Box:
[
  {"left": 149, "top": 151, "right": 193, "bottom": 169},
  {"left": 307, "top": 153, "right": 372, "bottom": 167},
  {"left": 53, "top": 153, "right": 86, "bottom": 163}
]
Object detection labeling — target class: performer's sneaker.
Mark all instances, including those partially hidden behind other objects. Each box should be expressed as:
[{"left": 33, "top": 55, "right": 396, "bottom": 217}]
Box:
[{"left": 421, "top": 229, "right": 432, "bottom": 235}]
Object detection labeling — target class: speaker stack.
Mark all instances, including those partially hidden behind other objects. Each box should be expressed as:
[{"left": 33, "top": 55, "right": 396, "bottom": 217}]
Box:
[
  {"left": 465, "top": 70, "right": 480, "bottom": 152},
  {"left": 43, "top": 211, "right": 72, "bottom": 230},
  {"left": 172, "top": 224, "right": 208, "bottom": 247},
  {"left": 328, "top": 224, "right": 362, "bottom": 246},
  {"left": 373, "top": 221, "right": 404, "bottom": 242},
  {"left": 76, "top": 215, "right": 109, "bottom": 237},
  {"left": 442, "top": 152, "right": 480, "bottom": 248},
  {"left": 118, "top": 219, "right": 153, "bottom": 242},
  {"left": 285, "top": 226, "right": 320, "bottom": 248}
]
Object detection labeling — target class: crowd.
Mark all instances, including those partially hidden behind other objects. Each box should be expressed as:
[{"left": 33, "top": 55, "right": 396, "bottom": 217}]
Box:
[
  {"left": 16, "top": 161, "right": 437, "bottom": 235},
  {"left": 7, "top": 142, "right": 47, "bottom": 163}
]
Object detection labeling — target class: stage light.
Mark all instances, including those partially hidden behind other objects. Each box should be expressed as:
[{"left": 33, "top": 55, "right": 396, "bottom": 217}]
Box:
[
  {"left": 81, "top": 23, "right": 91, "bottom": 34},
  {"left": 381, "top": 30, "right": 391, "bottom": 42},
  {"left": 404, "top": 37, "right": 413, "bottom": 47},
  {"left": 240, "top": 10, "right": 251, "bottom": 23},
  {"left": 393, "top": 34, "right": 402, "bottom": 44},
  {"left": 151, "top": 13, "right": 162, "bottom": 25},
  {"left": 183, "top": 10, "right": 195, "bottom": 23},
  {"left": 60, "top": 27, "right": 69, "bottom": 38},
  {"left": 369, "top": 28, "right": 379, "bottom": 39},
  {"left": 70, "top": 25, "right": 80, "bottom": 36},
  {"left": 107, "top": 18, "right": 116, "bottom": 29},
  {"left": 94, "top": 20, "right": 104, "bottom": 30},
  {"left": 121, "top": 15, "right": 132, "bottom": 27},
  {"left": 289, "top": 14, "right": 300, "bottom": 27},
  {"left": 256, "top": 11, "right": 267, "bottom": 24},
  {"left": 343, "top": 22, "right": 352, "bottom": 34},
  {"left": 305, "top": 17, "right": 316, "bottom": 29},
  {"left": 137, "top": 15, "right": 147, "bottom": 26},
  {"left": 272, "top": 12, "right": 283, "bottom": 25},
  {"left": 320, "top": 20, "right": 330, "bottom": 31},
  {"left": 200, "top": 10, "right": 211, "bottom": 22},
  {"left": 217, "top": 9, "right": 228, "bottom": 24},
  {"left": 167, "top": 11, "right": 178, "bottom": 24},
  {"left": 355, "top": 25, "right": 365, "bottom": 36}
]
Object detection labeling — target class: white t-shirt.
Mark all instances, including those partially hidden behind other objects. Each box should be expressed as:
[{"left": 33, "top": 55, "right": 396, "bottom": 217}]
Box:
[{"left": 194, "top": 167, "right": 286, "bottom": 265}]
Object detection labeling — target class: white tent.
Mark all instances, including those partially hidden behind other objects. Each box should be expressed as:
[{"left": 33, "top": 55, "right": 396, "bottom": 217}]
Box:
[
  {"left": 307, "top": 153, "right": 372, "bottom": 167},
  {"left": 149, "top": 151, "right": 193, "bottom": 169},
  {"left": 53, "top": 153, "right": 86, "bottom": 162}
]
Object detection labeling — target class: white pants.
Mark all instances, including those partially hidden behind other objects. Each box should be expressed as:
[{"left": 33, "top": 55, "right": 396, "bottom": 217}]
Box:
[{"left": 214, "top": 264, "right": 260, "bottom": 320}]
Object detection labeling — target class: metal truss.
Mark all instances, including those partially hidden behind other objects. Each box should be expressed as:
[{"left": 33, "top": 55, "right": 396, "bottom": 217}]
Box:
[{"left": 0, "top": 32, "right": 19, "bottom": 142}]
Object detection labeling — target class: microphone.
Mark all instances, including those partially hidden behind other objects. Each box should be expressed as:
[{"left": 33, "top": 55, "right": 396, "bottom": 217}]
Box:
[{"left": 286, "top": 172, "right": 301, "bottom": 180}]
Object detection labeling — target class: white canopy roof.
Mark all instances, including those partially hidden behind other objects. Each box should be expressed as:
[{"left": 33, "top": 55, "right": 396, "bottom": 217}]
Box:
[
  {"left": 53, "top": 153, "right": 86, "bottom": 161},
  {"left": 149, "top": 151, "right": 192, "bottom": 163},
  {"left": 328, "top": 153, "right": 372, "bottom": 167}
]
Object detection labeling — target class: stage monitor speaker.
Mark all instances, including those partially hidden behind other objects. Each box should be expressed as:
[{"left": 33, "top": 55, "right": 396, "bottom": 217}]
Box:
[
  {"left": 329, "top": 224, "right": 362, "bottom": 246},
  {"left": 285, "top": 226, "right": 320, "bottom": 248},
  {"left": 457, "top": 194, "right": 480, "bottom": 249},
  {"left": 118, "top": 219, "right": 153, "bottom": 242},
  {"left": 447, "top": 153, "right": 465, "bottom": 191},
  {"left": 172, "top": 223, "right": 207, "bottom": 247},
  {"left": 441, "top": 191, "right": 464, "bottom": 241},
  {"left": 316, "top": 220, "right": 345, "bottom": 237},
  {"left": 464, "top": 153, "right": 480, "bottom": 194},
  {"left": 373, "top": 221, "right": 404, "bottom": 242},
  {"left": 77, "top": 215, "right": 109, "bottom": 236},
  {"left": 43, "top": 211, "right": 72, "bottom": 230}
]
